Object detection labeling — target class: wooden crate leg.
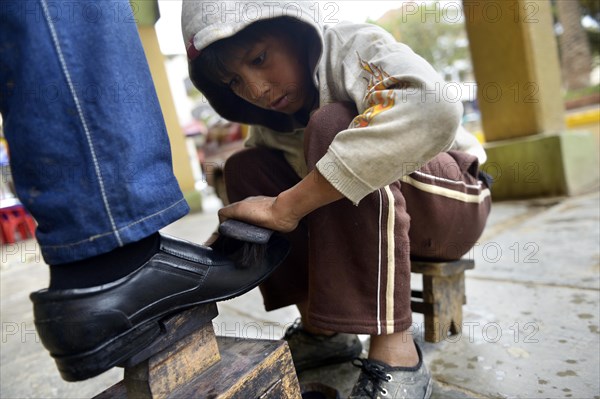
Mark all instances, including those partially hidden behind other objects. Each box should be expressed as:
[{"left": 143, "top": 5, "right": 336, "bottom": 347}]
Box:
[
  {"left": 124, "top": 323, "right": 220, "bottom": 399},
  {"left": 423, "top": 273, "right": 466, "bottom": 343}
]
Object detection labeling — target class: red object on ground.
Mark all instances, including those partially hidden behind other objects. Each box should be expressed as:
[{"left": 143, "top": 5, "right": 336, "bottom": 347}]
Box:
[{"left": 0, "top": 203, "right": 36, "bottom": 244}]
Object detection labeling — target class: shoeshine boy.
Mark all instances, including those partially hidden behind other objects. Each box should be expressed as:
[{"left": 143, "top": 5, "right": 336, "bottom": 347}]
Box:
[{"left": 183, "top": 1, "right": 491, "bottom": 398}]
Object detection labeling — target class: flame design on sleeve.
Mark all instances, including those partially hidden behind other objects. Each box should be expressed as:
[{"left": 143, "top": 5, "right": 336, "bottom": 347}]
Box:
[{"left": 351, "top": 53, "right": 403, "bottom": 128}]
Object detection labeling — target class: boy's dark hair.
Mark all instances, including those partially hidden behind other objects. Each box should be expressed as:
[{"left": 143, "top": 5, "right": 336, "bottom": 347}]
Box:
[{"left": 191, "top": 17, "right": 308, "bottom": 89}]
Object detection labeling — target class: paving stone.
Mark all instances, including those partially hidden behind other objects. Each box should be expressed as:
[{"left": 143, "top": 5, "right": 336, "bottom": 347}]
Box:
[
  {"left": 423, "top": 279, "right": 600, "bottom": 398},
  {"left": 468, "top": 192, "right": 600, "bottom": 290}
]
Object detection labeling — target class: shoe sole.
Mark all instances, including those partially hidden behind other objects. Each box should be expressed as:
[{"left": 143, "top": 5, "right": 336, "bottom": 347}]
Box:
[{"left": 53, "top": 248, "right": 287, "bottom": 381}]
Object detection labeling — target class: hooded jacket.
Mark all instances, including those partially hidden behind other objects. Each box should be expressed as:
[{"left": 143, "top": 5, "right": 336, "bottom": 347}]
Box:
[{"left": 182, "top": 1, "right": 486, "bottom": 204}]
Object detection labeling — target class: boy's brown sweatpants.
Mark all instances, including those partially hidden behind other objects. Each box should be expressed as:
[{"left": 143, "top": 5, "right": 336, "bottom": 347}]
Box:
[{"left": 224, "top": 103, "right": 491, "bottom": 335}]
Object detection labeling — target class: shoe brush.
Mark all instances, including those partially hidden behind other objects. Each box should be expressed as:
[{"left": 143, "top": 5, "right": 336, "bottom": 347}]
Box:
[{"left": 211, "top": 219, "right": 274, "bottom": 268}]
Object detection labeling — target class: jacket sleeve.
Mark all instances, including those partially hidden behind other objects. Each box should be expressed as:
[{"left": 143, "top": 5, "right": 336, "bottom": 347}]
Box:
[{"left": 316, "top": 23, "right": 463, "bottom": 204}]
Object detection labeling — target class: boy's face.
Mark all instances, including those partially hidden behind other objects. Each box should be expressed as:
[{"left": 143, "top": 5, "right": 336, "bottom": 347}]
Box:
[{"left": 220, "top": 34, "right": 314, "bottom": 115}]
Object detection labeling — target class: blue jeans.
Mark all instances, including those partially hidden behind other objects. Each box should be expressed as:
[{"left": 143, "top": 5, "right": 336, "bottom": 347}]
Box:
[{"left": 0, "top": 0, "right": 189, "bottom": 264}]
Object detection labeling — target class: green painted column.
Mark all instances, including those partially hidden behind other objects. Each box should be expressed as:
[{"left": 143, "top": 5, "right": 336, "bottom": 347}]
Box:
[{"left": 464, "top": 0, "right": 598, "bottom": 199}]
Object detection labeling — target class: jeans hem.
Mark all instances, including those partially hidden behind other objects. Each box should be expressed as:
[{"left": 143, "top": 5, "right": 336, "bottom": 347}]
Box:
[{"left": 40, "top": 199, "right": 190, "bottom": 264}]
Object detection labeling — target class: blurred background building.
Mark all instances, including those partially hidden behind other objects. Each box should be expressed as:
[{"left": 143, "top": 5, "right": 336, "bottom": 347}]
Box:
[{"left": 152, "top": 0, "right": 599, "bottom": 205}]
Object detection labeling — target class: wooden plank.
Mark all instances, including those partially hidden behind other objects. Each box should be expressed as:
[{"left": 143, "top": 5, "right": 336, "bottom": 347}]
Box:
[
  {"left": 174, "top": 337, "right": 302, "bottom": 398},
  {"left": 410, "top": 259, "right": 474, "bottom": 276},
  {"left": 411, "top": 261, "right": 474, "bottom": 342},
  {"left": 258, "top": 379, "right": 287, "bottom": 399},
  {"left": 422, "top": 273, "right": 466, "bottom": 342},
  {"left": 94, "top": 304, "right": 220, "bottom": 399},
  {"left": 97, "top": 338, "right": 302, "bottom": 398},
  {"left": 125, "top": 323, "right": 220, "bottom": 398},
  {"left": 121, "top": 304, "right": 218, "bottom": 368}
]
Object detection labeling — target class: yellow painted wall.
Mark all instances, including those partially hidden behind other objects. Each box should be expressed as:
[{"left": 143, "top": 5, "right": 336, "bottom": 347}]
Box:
[
  {"left": 137, "top": 26, "right": 196, "bottom": 195},
  {"left": 464, "top": 0, "right": 565, "bottom": 141}
]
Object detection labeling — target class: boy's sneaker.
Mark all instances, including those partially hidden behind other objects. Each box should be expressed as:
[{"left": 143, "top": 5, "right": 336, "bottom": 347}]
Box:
[
  {"left": 349, "top": 343, "right": 432, "bottom": 399},
  {"left": 283, "top": 319, "right": 363, "bottom": 372}
]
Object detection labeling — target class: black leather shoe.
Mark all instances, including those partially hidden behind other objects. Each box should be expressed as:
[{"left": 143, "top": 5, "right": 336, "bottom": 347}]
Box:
[{"left": 29, "top": 232, "right": 289, "bottom": 382}]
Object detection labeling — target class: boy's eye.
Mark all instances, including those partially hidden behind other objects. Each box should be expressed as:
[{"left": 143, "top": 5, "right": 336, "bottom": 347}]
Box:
[{"left": 251, "top": 51, "right": 266, "bottom": 66}]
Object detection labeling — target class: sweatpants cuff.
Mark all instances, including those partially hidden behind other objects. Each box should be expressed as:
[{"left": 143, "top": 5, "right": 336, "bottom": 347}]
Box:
[{"left": 309, "top": 312, "right": 414, "bottom": 335}]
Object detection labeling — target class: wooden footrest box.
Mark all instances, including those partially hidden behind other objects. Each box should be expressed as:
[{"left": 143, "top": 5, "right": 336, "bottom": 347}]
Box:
[{"left": 94, "top": 304, "right": 301, "bottom": 398}]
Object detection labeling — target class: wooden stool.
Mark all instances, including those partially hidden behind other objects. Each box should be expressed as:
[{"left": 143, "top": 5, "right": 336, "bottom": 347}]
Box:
[
  {"left": 410, "top": 259, "right": 475, "bottom": 343},
  {"left": 94, "top": 303, "right": 301, "bottom": 398}
]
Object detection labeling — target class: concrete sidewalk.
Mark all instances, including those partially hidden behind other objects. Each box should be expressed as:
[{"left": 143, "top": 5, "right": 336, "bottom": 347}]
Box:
[{"left": 1, "top": 191, "right": 598, "bottom": 398}]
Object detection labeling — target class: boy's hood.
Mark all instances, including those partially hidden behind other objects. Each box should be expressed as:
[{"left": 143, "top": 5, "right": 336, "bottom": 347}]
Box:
[{"left": 182, "top": 1, "right": 324, "bottom": 132}]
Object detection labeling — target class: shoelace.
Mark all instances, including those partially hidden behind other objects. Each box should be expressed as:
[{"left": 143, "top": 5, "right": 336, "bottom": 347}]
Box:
[{"left": 352, "top": 358, "right": 393, "bottom": 397}]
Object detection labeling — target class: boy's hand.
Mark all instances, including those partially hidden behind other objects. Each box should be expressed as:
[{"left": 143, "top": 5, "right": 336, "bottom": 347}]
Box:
[
  {"left": 218, "top": 169, "right": 344, "bottom": 233},
  {"left": 218, "top": 195, "right": 301, "bottom": 233}
]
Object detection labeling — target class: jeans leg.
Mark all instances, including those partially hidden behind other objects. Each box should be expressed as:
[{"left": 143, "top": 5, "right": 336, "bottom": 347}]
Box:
[{"left": 0, "top": 0, "right": 189, "bottom": 264}]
